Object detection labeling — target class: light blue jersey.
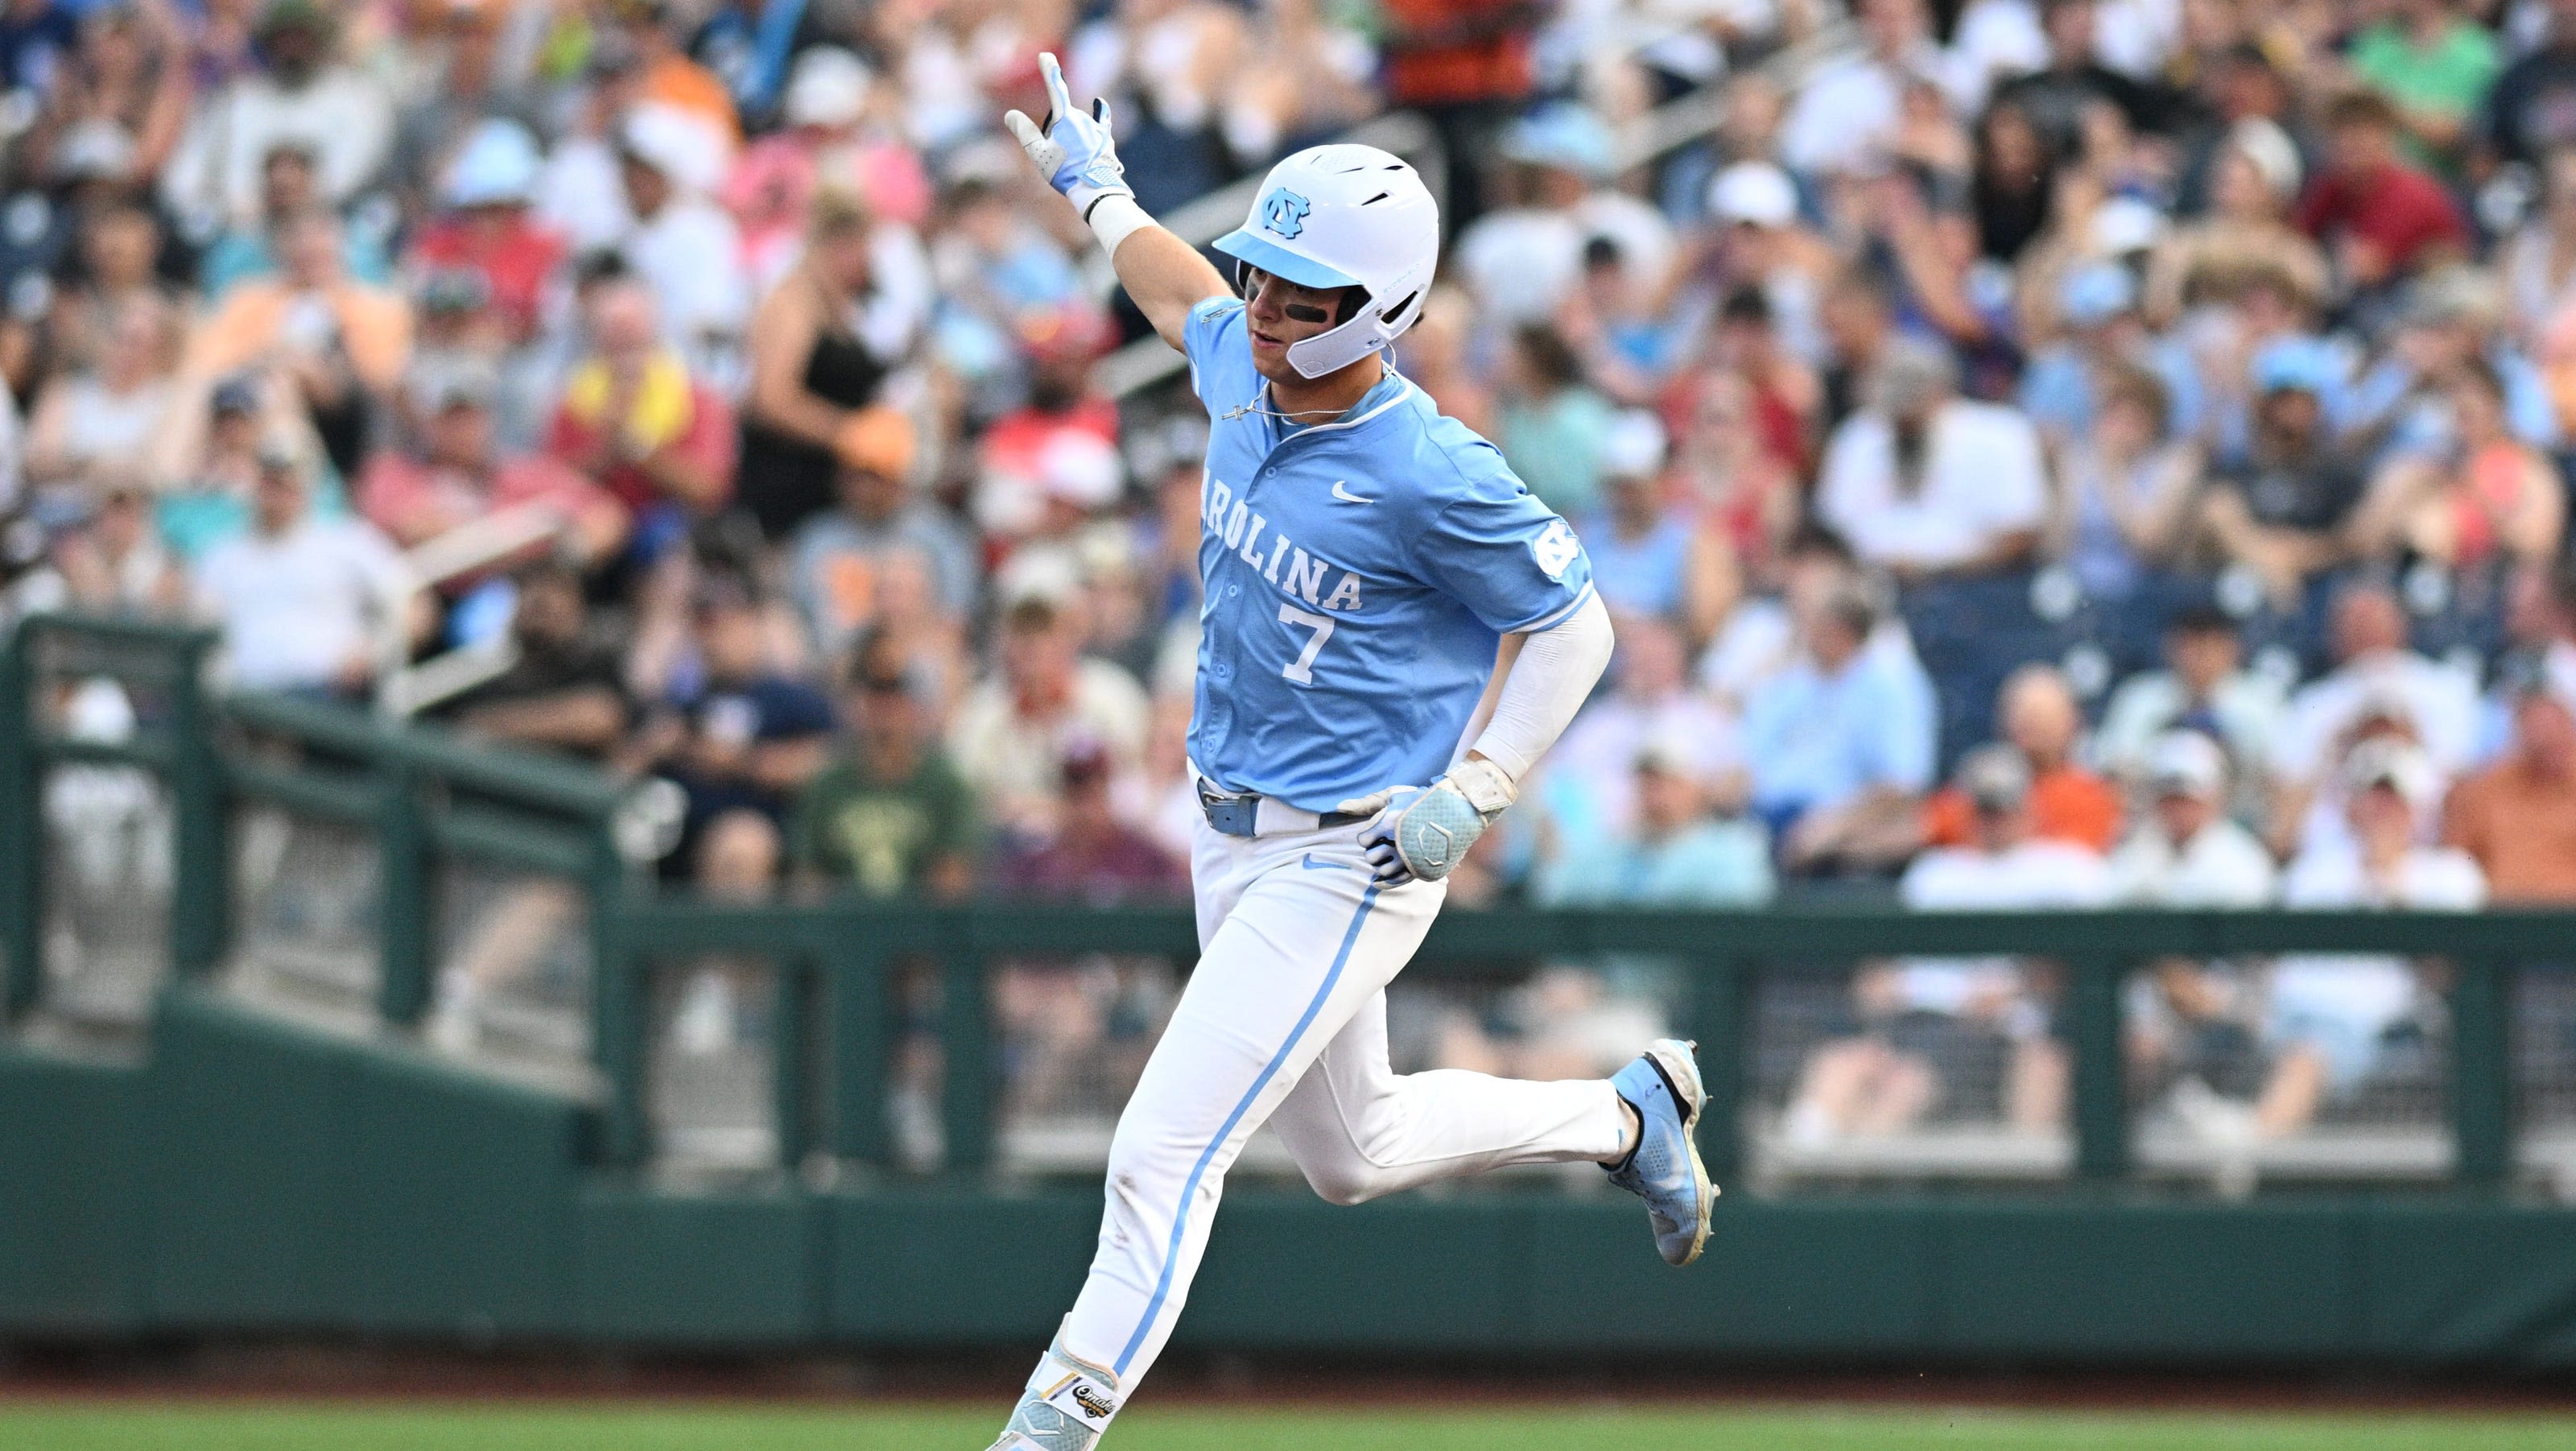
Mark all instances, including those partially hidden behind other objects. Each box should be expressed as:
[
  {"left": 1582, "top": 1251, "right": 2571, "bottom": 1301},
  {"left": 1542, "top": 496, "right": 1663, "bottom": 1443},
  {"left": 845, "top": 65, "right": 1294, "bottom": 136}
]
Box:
[{"left": 1183, "top": 296, "right": 1595, "bottom": 811}]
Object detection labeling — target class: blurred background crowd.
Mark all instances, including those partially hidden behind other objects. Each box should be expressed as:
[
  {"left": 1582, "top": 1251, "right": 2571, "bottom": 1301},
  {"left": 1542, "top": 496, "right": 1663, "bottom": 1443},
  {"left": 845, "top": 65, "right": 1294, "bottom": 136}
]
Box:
[{"left": 15, "top": 0, "right": 2576, "bottom": 1163}]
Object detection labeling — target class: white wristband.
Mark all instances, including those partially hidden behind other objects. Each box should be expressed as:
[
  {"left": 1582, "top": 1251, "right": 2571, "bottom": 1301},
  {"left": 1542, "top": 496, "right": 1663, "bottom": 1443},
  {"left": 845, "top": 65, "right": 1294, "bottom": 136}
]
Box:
[{"left": 1085, "top": 192, "right": 1154, "bottom": 258}]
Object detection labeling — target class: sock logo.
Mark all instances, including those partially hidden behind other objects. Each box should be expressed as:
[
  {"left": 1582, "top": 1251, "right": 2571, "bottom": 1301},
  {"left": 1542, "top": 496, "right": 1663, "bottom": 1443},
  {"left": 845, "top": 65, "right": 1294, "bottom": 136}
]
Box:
[{"left": 1042, "top": 1374, "right": 1118, "bottom": 1430}]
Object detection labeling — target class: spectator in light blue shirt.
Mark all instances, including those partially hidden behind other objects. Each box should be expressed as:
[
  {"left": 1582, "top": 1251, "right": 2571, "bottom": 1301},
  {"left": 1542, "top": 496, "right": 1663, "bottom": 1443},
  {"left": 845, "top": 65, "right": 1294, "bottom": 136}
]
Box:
[
  {"left": 1538, "top": 739, "right": 1775, "bottom": 908},
  {"left": 1740, "top": 573, "right": 1938, "bottom": 874}
]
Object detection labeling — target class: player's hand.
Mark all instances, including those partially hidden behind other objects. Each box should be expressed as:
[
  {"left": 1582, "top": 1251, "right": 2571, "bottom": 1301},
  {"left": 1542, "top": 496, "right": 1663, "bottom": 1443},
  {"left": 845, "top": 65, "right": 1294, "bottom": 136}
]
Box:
[
  {"left": 1342, "top": 758, "right": 1516, "bottom": 887},
  {"left": 1002, "top": 52, "right": 1131, "bottom": 217}
]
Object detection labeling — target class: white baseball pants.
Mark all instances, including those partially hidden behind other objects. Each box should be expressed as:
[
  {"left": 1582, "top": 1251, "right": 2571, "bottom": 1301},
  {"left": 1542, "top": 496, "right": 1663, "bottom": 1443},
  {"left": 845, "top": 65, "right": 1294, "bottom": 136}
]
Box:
[{"left": 1046, "top": 813, "right": 1626, "bottom": 1399}]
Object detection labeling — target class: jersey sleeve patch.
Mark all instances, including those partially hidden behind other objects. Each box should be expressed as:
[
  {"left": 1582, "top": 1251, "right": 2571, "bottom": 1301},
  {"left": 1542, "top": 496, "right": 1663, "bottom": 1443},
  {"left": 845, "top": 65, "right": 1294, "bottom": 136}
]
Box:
[{"left": 1411, "top": 449, "right": 1596, "bottom": 634}]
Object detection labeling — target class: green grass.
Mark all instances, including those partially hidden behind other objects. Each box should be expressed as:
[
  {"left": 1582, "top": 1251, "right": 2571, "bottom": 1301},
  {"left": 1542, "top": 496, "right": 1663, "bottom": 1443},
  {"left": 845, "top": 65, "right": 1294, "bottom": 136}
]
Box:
[{"left": 2, "top": 1403, "right": 2576, "bottom": 1451}]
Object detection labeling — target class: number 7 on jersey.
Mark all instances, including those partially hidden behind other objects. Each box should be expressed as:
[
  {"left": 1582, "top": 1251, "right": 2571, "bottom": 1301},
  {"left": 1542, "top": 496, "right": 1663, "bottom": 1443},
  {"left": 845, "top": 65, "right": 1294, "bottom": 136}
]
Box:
[{"left": 1277, "top": 602, "right": 1335, "bottom": 684}]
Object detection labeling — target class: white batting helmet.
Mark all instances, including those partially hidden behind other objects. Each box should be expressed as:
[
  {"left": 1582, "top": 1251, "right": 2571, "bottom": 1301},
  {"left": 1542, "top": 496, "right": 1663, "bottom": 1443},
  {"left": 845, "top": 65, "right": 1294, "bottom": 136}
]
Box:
[{"left": 1212, "top": 144, "right": 1439, "bottom": 379}]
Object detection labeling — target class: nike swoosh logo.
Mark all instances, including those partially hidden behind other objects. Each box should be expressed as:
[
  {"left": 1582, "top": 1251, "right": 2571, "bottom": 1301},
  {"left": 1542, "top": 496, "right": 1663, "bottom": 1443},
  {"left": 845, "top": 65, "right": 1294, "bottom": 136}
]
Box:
[
  {"left": 1331, "top": 482, "right": 1375, "bottom": 504},
  {"left": 1301, "top": 854, "right": 1340, "bottom": 870}
]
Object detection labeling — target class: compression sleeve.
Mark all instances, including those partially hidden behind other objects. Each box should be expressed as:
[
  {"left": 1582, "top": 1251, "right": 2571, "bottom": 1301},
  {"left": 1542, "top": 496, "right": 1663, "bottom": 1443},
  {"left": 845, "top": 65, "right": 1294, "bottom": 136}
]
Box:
[{"left": 1468, "top": 591, "right": 1614, "bottom": 783}]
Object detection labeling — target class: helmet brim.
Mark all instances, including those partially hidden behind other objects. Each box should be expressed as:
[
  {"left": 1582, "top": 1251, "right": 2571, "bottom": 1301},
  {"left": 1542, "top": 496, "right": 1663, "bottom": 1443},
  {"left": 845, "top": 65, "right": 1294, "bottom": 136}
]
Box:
[{"left": 1211, "top": 229, "right": 1361, "bottom": 291}]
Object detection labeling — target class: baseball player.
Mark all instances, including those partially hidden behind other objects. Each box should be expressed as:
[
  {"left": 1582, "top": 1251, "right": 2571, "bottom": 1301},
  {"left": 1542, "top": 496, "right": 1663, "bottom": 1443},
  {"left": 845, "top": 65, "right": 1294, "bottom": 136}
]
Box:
[{"left": 989, "top": 56, "right": 1715, "bottom": 1450}]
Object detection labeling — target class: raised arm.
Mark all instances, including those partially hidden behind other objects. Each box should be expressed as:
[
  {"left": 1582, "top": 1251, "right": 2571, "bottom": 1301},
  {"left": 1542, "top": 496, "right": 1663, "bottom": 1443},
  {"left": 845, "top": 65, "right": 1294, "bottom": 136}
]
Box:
[{"left": 1005, "top": 53, "right": 1230, "bottom": 350}]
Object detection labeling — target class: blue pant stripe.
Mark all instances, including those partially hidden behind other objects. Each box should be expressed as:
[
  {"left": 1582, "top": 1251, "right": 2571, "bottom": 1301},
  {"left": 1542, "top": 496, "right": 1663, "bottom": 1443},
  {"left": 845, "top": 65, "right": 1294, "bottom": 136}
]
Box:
[{"left": 1112, "top": 885, "right": 1381, "bottom": 1375}]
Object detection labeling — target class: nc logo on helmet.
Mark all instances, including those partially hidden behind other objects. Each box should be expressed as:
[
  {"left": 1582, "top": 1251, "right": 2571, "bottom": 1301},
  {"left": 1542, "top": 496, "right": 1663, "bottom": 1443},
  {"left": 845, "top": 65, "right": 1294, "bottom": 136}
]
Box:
[{"left": 1261, "top": 188, "right": 1311, "bottom": 238}]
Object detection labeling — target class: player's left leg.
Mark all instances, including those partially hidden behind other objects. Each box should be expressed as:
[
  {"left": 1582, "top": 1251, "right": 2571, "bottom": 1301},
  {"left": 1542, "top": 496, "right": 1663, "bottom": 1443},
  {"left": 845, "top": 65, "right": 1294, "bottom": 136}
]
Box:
[{"left": 1268, "top": 988, "right": 1629, "bottom": 1205}]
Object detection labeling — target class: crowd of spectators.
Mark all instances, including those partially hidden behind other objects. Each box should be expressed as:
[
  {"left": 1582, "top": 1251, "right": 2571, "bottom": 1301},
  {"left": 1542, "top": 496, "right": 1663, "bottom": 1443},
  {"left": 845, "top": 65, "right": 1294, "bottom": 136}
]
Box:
[{"left": 14, "top": 0, "right": 2576, "bottom": 1147}]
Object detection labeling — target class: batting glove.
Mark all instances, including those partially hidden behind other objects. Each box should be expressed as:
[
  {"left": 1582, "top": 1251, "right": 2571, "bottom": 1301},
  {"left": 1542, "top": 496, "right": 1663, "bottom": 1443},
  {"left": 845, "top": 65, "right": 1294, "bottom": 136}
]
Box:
[
  {"left": 1002, "top": 52, "right": 1132, "bottom": 219},
  {"left": 1338, "top": 758, "right": 1516, "bottom": 887}
]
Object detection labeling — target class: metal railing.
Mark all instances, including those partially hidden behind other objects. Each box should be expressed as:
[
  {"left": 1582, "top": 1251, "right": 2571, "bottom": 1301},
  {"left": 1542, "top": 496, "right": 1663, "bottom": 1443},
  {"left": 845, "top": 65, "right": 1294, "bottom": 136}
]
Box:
[
  {"left": 0, "top": 614, "right": 634, "bottom": 1056},
  {"left": 599, "top": 897, "right": 2573, "bottom": 1197}
]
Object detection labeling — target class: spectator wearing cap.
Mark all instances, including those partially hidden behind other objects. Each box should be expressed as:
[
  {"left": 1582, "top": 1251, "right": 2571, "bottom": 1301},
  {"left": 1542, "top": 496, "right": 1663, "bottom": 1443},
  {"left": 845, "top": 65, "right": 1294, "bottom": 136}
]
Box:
[
  {"left": 151, "top": 374, "right": 305, "bottom": 560},
  {"left": 2109, "top": 731, "right": 2277, "bottom": 906},
  {"left": 2443, "top": 666, "right": 2576, "bottom": 901},
  {"left": 788, "top": 403, "right": 975, "bottom": 660},
  {"left": 184, "top": 205, "right": 412, "bottom": 479},
  {"left": 1536, "top": 734, "right": 1773, "bottom": 908},
  {"left": 1701, "top": 160, "right": 1834, "bottom": 370},
  {"left": 398, "top": 267, "right": 512, "bottom": 446},
  {"left": 158, "top": 0, "right": 392, "bottom": 231},
  {"left": 2146, "top": 117, "right": 2328, "bottom": 328},
  {"left": 2095, "top": 604, "right": 2288, "bottom": 821},
  {"left": 992, "top": 740, "right": 1183, "bottom": 903},
  {"left": 2198, "top": 337, "right": 2363, "bottom": 613},
  {"left": 1577, "top": 411, "right": 1734, "bottom": 644},
  {"left": 739, "top": 188, "right": 898, "bottom": 539},
  {"left": 2020, "top": 262, "right": 2205, "bottom": 451},
  {"left": 2351, "top": 358, "right": 2566, "bottom": 573},
  {"left": 357, "top": 362, "right": 628, "bottom": 569},
  {"left": 616, "top": 104, "right": 751, "bottom": 387},
  {"left": 407, "top": 119, "right": 567, "bottom": 345},
  {"left": 192, "top": 441, "right": 418, "bottom": 697},
  {"left": 2274, "top": 582, "right": 2481, "bottom": 819},
  {"left": 789, "top": 643, "right": 978, "bottom": 899},
  {"left": 2106, "top": 730, "right": 2277, "bottom": 1129},
  {"left": 972, "top": 303, "right": 1119, "bottom": 548},
  {"left": 1922, "top": 663, "right": 2122, "bottom": 854},
  {"left": 2294, "top": 91, "right": 2469, "bottom": 300},
  {"left": 647, "top": 575, "right": 838, "bottom": 858},
  {"left": 1816, "top": 338, "right": 2047, "bottom": 583},
  {"left": 1740, "top": 571, "right": 1938, "bottom": 874},
  {"left": 545, "top": 278, "right": 737, "bottom": 550},
  {"left": 948, "top": 595, "right": 1150, "bottom": 842},
  {"left": 1784, "top": 743, "right": 2110, "bottom": 1147},
  {"left": 2260, "top": 739, "right": 2485, "bottom": 1138},
  {"left": 196, "top": 142, "right": 394, "bottom": 301},
  {"left": 435, "top": 560, "right": 631, "bottom": 763},
  {"left": 382, "top": 0, "right": 539, "bottom": 209},
  {"left": 1453, "top": 103, "right": 1672, "bottom": 328}
]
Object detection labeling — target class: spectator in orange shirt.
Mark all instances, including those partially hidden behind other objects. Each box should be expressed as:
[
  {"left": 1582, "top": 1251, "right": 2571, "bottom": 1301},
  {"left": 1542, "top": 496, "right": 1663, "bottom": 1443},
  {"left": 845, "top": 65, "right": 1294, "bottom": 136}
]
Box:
[
  {"left": 1379, "top": 0, "right": 1541, "bottom": 225},
  {"left": 2443, "top": 668, "right": 2576, "bottom": 901},
  {"left": 1923, "top": 663, "right": 2123, "bottom": 852}
]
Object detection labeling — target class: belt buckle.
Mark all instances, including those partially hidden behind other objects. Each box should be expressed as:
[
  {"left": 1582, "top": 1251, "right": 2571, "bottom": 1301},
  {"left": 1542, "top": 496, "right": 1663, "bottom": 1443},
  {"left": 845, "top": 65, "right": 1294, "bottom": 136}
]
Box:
[{"left": 1199, "top": 784, "right": 1260, "bottom": 838}]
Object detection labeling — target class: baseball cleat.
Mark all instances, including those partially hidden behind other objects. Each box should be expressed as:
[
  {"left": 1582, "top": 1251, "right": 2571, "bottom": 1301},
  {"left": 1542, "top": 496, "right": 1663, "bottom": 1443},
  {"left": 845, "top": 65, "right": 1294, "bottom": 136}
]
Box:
[{"left": 1605, "top": 1038, "right": 1717, "bottom": 1266}]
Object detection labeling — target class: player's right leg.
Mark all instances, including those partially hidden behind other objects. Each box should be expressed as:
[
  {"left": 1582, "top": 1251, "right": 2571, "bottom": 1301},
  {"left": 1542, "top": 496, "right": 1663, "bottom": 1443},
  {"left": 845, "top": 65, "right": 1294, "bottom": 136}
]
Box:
[{"left": 990, "top": 824, "right": 1439, "bottom": 1449}]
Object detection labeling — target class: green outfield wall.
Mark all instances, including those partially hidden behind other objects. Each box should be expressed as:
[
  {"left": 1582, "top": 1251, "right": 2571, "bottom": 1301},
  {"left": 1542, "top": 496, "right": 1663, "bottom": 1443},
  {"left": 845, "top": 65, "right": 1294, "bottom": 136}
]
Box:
[
  {"left": 10, "top": 613, "right": 2576, "bottom": 1368},
  {"left": 8, "top": 984, "right": 2576, "bottom": 1366}
]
